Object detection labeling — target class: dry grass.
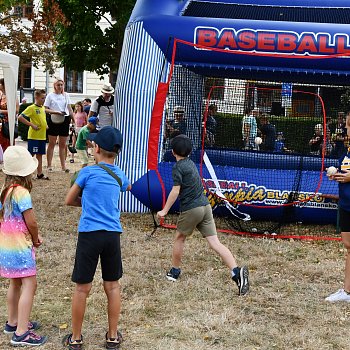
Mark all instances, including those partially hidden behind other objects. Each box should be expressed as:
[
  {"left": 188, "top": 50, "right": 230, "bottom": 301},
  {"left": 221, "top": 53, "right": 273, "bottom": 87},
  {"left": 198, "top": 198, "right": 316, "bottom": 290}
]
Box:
[{"left": 0, "top": 146, "right": 349, "bottom": 349}]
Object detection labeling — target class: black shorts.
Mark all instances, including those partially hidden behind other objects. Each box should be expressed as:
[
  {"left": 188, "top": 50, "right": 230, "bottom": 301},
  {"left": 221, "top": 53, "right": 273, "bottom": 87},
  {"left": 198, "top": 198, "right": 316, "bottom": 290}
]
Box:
[
  {"left": 47, "top": 115, "right": 70, "bottom": 137},
  {"left": 339, "top": 207, "right": 350, "bottom": 232},
  {"left": 72, "top": 231, "right": 123, "bottom": 284}
]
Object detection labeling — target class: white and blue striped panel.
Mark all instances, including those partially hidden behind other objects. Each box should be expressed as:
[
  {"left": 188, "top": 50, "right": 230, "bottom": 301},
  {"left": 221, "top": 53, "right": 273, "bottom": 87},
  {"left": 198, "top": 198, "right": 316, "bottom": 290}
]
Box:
[{"left": 115, "top": 21, "right": 166, "bottom": 212}]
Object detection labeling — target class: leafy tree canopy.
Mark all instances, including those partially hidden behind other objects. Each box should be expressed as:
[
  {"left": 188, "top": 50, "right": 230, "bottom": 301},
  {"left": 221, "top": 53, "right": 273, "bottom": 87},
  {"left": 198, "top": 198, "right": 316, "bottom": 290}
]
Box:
[
  {"left": 0, "top": 0, "right": 58, "bottom": 73},
  {"left": 46, "top": 0, "right": 136, "bottom": 76},
  {"left": 0, "top": 0, "right": 136, "bottom": 76}
]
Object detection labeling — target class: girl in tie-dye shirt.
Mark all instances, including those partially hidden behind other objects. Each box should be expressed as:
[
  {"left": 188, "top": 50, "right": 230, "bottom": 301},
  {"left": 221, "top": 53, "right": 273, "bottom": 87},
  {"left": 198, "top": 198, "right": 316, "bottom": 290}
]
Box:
[{"left": 0, "top": 146, "right": 47, "bottom": 346}]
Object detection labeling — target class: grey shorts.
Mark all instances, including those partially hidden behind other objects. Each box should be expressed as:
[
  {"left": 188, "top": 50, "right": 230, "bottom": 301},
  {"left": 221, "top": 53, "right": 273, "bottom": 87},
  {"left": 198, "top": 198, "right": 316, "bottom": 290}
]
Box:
[{"left": 177, "top": 204, "right": 217, "bottom": 237}]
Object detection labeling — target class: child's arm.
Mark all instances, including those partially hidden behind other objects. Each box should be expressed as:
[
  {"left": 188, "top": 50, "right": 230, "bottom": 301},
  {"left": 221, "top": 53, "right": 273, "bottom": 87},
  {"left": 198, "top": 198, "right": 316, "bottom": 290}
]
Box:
[
  {"left": 65, "top": 184, "right": 82, "bottom": 207},
  {"left": 22, "top": 208, "right": 42, "bottom": 247},
  {"left": 18, "top": 115, "right": 40, "bottom": 131},
  {"left": 157, "top": 185, "right": 180, "bottom": 218}
]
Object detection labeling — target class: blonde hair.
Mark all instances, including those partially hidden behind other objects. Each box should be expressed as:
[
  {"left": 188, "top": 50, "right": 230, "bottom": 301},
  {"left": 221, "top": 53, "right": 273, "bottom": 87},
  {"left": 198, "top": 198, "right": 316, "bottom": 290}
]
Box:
[
  {"left": 53, "top": 78, "right": 65, "bottom": 94},
  {"left": 0, "top": 175, "right": 32, "bottom": 220}
]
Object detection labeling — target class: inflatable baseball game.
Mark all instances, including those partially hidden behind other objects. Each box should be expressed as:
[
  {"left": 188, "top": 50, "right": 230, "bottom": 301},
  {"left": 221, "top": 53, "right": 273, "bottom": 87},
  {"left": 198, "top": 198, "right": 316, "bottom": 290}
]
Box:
[{"left": 115, "top": 0, "right": 350, "bottom": 236}]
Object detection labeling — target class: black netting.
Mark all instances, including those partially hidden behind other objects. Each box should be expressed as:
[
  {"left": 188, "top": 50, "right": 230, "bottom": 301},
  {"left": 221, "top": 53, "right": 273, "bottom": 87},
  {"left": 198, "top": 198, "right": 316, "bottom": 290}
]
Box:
[{"left": 157, "top": 62, "right": 346, "bottom": 237}]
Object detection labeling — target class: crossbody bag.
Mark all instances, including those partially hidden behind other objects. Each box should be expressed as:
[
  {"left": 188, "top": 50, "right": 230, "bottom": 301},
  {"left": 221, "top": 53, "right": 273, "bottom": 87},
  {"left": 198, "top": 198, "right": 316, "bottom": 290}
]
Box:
[{"left": 96, "top": 164, "right": 122, "bottom": 187}]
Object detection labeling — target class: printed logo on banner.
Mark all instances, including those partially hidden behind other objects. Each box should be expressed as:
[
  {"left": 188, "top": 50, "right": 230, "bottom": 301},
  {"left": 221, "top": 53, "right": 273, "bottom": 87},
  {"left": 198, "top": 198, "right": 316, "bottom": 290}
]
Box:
[{"left": 194, "top": 27, "right": 350, "bottom": 57}]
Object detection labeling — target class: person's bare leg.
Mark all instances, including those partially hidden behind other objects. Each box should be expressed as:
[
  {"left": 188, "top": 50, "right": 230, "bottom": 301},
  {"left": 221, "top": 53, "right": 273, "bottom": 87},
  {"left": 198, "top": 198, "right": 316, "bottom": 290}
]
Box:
[
  {"left": 71, "top": 283, "right": 92, "bottom": 341},
  {"left": 46, "top": 135, "right": 57, "bottom": 168},
  {"left": 36, "top": 154, "right": 43, "bottom": 175},
  {"left": 7, "top": 279, "right": 22, "bottom": 327},
  {"left": 171, "top": 231, "right": 186, "bottom": 268},
  {"left": 341, "top": 232, "right": 350, "bottom": 292},
  {"left": 15, "top": 276, "right": 37, "bottom": 335},
  {"left": 206, "top": 235, "right": 237, "bottom": 270},
  {"left": 58, "top": 136, "right": 68, "bottom": 170},
  {"left": 103, "top": 281, "right": 121, "bottom": 339}
]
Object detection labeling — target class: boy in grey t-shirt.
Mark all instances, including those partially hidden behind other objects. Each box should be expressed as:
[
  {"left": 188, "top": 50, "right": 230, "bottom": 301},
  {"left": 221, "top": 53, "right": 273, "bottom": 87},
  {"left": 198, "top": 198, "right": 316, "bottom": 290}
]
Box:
[{"left": 157, "top": 135, "right": 249, "bottom": 295}]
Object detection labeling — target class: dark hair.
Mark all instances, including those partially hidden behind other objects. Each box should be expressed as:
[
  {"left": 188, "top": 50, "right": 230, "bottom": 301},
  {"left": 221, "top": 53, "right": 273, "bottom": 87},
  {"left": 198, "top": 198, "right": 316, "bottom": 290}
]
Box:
[
  {"left": 0, "top": 78, "right": 4, "bottom": 89},
  {"left": 75, "top": 101, "right": 84, "bottom": 112},
  {"left": 83, "top": 98, "right": 91, "bottom": 103},
  {"left": 208, "top": 104, "right": 217, "bottom": 112},
  {"left": 171, "top": 134, "right": 192, "bottom": 157}
]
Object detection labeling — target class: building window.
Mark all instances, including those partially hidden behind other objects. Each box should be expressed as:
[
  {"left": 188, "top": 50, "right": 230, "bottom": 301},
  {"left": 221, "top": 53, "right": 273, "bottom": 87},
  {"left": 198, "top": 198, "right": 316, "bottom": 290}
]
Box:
[
  {"left": 18, "top": 64, "right": 32, "bottom": 89},
  {"left": 64, "top": 69, "right": 83, "bottom": 93},
  {"left": 14, "top": 1, "right": 34, "bottom": 18}
]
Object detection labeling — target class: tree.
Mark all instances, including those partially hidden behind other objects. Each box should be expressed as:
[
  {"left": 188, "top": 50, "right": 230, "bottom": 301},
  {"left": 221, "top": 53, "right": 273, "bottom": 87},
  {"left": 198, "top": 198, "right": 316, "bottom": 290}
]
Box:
[
  {"left": 0, "top": 0, "right": 136, "bottom": 76},
  {"left": 0, "top": 0, "right": 58, "bottom": 74},
  {"left": 44, "top": 0, "right": 136, "bottom": 76}
]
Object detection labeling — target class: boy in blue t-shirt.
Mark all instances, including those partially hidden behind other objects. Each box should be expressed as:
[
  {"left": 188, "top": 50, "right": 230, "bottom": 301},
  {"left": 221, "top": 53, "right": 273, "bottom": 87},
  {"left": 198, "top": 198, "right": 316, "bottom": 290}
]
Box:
[
  {"left": 157, "top": 134, "right": 249, "bottom": 296},
  {"left": 64, "top": 126, "right": 131, "bottom": 349}
]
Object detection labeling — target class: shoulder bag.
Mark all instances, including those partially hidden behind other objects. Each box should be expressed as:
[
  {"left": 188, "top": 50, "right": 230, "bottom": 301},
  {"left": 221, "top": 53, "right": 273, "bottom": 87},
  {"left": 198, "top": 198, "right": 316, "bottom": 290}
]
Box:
[{"left": 50, "top": 93, "right": 68, "bottom": 124}]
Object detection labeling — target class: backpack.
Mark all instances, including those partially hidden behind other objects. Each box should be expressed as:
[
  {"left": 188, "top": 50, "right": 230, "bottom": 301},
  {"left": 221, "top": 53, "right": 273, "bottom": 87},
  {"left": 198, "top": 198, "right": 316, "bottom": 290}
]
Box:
[{"left": 94, "top": 95, "right": 114, "bottom": 117}]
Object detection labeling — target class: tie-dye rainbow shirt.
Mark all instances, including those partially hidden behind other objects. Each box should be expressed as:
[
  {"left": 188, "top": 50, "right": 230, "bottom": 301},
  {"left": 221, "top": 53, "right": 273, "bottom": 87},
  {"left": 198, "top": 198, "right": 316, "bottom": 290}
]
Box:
[{"left": 0, "top": 186, "right": 36, "bottom": 278}]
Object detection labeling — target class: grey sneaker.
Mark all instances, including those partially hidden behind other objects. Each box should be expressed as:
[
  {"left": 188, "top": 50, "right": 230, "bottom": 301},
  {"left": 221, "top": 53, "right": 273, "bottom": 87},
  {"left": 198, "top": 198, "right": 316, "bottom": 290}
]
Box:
[
  {"left": 233, "top": 266, "right": 249, "bottom": 296},
  {"left": 166, "top": 267, "right": 181, "bottom": 281}
]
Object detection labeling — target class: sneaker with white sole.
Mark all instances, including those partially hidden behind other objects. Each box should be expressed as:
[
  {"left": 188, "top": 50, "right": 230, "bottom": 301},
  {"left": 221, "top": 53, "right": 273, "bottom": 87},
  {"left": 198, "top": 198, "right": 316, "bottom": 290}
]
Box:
[
  {"left": 232, "top": 266, "right": 249, "bottom": 296},
  {"left": 10, "top": 330, "right": 47, "bottom": 346},
  {"left": 166, "top": 267, "right": 181, "bottom": 281},
  {"left": 4, "top": 321, "right": 40, "bottom": 334},
  {"left": 325, "top": 289, "right": 350, "bottom": 302}
]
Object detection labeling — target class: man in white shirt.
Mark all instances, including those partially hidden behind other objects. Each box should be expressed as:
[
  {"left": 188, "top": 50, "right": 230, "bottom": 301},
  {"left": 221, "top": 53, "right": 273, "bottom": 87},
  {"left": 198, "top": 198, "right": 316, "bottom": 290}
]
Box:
[{"left": 88, "top": 83, "right": 115, "bottom": 128}]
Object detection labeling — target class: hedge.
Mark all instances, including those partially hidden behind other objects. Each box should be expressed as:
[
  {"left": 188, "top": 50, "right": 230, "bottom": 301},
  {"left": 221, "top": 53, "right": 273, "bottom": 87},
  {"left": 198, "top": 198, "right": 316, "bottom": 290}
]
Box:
[{"left": 214, "top": 114, "right": 326, "bottom": 153}]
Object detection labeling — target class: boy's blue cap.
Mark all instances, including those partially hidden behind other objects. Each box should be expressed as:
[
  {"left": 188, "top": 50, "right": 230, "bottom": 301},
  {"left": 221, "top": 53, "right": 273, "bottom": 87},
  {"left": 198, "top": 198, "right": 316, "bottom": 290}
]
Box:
[
  {"left": 88, "top": 116, "right": 98, "bottom": 126},
  {"left": 88, "top": 126, "right": 123, "bottom": 152}
]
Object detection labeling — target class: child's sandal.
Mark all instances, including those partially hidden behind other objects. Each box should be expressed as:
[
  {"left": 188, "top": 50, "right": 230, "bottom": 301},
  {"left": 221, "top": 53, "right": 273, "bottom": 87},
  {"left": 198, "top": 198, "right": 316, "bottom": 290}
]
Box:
[
  {"left": 36, "top": 174, "right": 50, "bottom": 180},
  {"left": 62, "top": 334, "right": 83, "bottom": 350},
  {"left": 105, "top": 331, "right": 122, "bottom": 349}
]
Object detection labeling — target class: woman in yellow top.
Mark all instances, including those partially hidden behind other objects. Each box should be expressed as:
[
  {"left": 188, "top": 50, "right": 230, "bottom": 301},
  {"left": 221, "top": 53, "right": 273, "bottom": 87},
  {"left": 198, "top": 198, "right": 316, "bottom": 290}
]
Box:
[{"left": 18, "top": 90, "right": 49, "bottom": 180}]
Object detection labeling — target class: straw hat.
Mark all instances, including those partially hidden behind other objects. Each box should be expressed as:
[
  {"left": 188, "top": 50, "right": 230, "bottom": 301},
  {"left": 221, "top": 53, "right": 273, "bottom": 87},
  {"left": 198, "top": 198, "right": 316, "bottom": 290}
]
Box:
[
  {"left": 101, "top": 83, "right": 114, "bottom": 94},
  {"left": 3, "top": 146, "right": 38, "bottom": 177}
]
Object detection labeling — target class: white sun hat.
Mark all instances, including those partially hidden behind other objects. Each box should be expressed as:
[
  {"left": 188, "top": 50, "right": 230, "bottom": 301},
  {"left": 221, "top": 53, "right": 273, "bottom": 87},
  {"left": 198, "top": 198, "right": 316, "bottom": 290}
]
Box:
[
  {"left": 3, "top": 146, "right": 38, "bottom": 177},
  {"left": 101, "top": 82, "right": 115, "bottom": 94}
]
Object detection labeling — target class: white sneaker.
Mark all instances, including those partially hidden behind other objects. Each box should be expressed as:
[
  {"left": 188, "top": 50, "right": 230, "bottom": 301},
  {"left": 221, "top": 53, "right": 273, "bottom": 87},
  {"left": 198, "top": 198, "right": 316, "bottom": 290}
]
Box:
[{"left": 325, "top": 289, "right": 350, "bottom": 302}]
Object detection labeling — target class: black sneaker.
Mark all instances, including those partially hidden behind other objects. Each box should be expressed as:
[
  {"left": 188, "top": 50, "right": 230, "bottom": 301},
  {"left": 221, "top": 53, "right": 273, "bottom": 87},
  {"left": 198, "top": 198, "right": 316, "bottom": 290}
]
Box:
[
  {"left": 10, "top": 330, "right": 47, "bottom": 346},
  {"left": 4, "top": 321, "right": 40, "bottom": 334},
  {"left": 233, "top": 266, "right": 249, "bottom": 296},
  {"left": 166, "top": 267, "right": 181, "bottom": 281}
]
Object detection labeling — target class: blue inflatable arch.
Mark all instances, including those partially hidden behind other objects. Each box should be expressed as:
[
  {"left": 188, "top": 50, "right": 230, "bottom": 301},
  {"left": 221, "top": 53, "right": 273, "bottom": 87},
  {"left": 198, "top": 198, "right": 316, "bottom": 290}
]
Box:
[{"left": 115, "top": 0, "right": 350, "bottom": 220}]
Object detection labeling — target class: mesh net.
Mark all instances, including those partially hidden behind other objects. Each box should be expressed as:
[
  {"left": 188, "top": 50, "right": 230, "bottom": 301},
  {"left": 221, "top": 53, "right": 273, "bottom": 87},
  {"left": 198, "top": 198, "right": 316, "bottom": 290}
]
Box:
[{"left": 152, "top": 41, "right": 348, "bottom": 239}]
